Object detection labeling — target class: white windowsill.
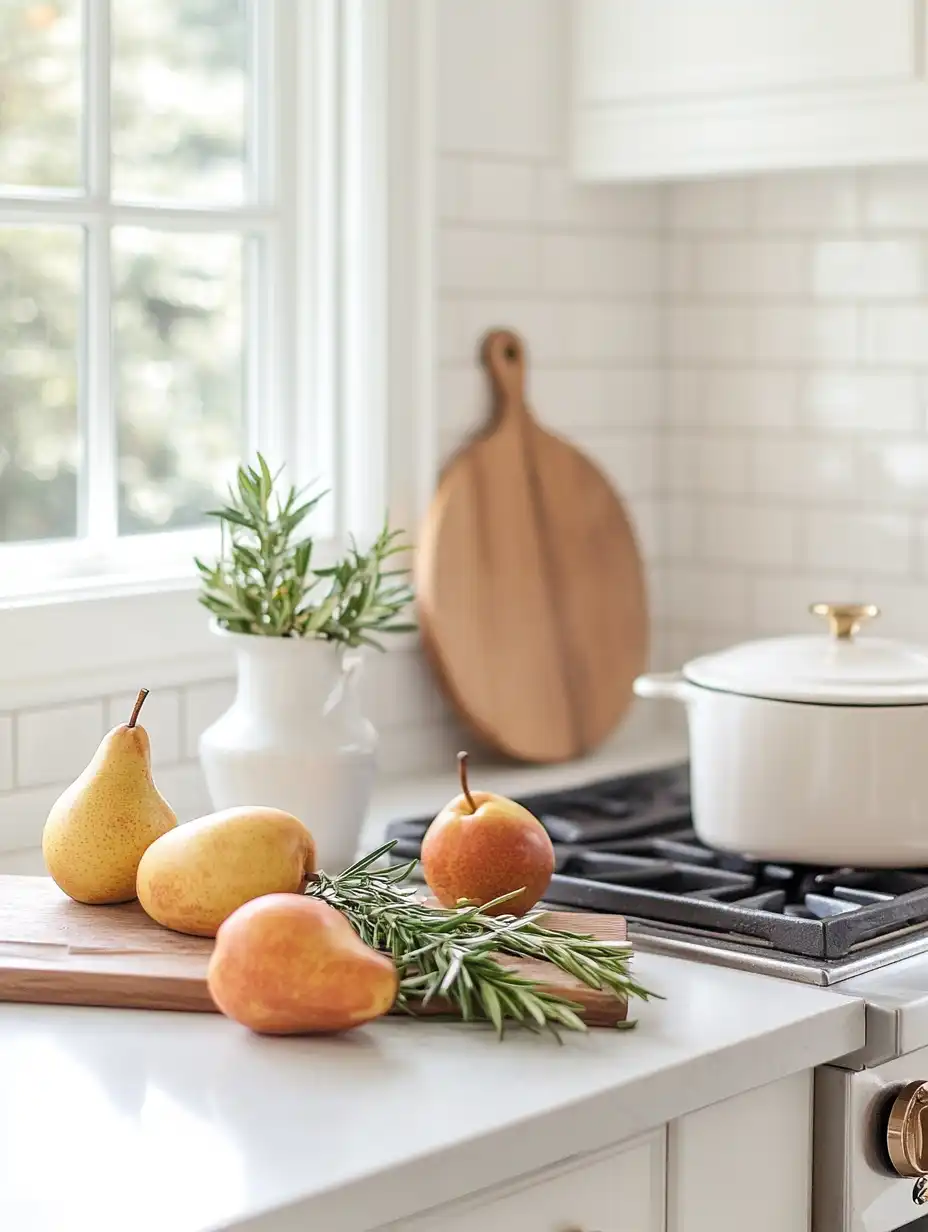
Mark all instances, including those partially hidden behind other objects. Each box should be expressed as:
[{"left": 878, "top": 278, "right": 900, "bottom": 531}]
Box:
[
  {"left": 0, "top": 581, "right": 232, "bottom": 710},
  {"left": 0, "top": 520, "right": 394, "bottom": 708}
]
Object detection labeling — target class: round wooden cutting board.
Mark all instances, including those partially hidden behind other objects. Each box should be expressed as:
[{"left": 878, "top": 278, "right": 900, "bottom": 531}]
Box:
[{"left": 416, "top": 329, "right": 648, "bottom": 763}]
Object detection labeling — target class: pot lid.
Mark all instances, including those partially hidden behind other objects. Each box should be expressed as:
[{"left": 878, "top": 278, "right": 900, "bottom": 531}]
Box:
[{"left": 684, "top": 603, "right": 928, "bottom": 705}]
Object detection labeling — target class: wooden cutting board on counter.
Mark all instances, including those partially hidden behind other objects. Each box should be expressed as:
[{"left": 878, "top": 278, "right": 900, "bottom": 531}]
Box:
[
  {"left": 0, "top": 876, "right": 630, "bottom": 1026},
  {"left": 417, "top": 328, "right": 648, "bottom": 764}
]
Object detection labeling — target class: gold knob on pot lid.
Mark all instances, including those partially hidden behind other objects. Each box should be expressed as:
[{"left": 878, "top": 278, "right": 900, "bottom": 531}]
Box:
[{"left": 810, "top": 602, "right": 880, "bottom": 642}]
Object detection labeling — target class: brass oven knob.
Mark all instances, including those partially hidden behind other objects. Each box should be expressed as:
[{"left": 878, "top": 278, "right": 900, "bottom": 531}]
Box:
[{"left": 887, "top": 1082, "right": 928, "bottom": 1177}]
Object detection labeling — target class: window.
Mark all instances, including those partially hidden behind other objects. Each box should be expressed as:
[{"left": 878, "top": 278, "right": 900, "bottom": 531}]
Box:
[
  {"left": 0, "top": 0, "right": 310, "bottom": 594},
  {"left": 0, "top": 0, "right": 433, "bottom": 698}
]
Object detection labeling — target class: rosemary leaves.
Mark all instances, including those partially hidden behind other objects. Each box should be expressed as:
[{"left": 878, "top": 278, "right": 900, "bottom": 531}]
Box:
[
  {"left": 306, "top": 841, "right": 657, "bottom": 1037},
  {"left": 196, "top": 455, "right": 415, "bottom": 648}
]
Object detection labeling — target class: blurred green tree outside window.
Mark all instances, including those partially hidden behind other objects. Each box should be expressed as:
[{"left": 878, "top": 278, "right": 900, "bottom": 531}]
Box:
[{"left": 0, "top": 0, "right": 250, "bottom": 544}]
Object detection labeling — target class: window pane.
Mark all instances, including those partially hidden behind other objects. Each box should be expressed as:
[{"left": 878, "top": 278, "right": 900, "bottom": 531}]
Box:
[
  {"left": 112, "top": 228, "right": 243, "bottom": 535},
  {"left": 111, "top": 0, "right": 248, "bottom": 204},
  {"left": 0, "top": 226, "right": 80, "bottom": 542},
  {"left": 0, "top": 1, "right": 82, "bottom": 190}
]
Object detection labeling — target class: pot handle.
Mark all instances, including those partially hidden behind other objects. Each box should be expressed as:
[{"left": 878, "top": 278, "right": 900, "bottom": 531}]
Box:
[{"left": 633, "top": 671, "right": 695, "bottom": 703}]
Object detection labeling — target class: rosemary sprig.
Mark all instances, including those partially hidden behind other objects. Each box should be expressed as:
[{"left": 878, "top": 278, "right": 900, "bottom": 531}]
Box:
[
  {"left": 195, "top": 455, "right": 415, "bottom": 648},
  {"left": 306, "top": 841, "right": 657, "bottom": 1038}
]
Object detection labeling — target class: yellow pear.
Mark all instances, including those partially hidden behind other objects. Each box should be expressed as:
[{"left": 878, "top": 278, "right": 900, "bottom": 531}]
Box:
[
  {"left": 136, "top": 806, "right": 316, "bottom": 937},
  {"left": 43, "top": 689, "right": 177, "bottom": 904}
]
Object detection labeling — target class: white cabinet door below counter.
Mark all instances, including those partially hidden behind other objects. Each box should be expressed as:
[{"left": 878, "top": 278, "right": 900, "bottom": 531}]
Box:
[{"left": 388, "top": 1129, "right": 665, "bottom": 1232}]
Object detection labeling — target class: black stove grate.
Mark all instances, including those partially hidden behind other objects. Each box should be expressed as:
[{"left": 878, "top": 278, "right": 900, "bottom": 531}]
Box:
[{"left": 384, "top": 764, "right": 928, "bottom": 961}]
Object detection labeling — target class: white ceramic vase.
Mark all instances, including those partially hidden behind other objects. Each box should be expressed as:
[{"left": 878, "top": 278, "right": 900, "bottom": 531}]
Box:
[{"left": 199, "top": 628, "right": 377, "bottom": 871}]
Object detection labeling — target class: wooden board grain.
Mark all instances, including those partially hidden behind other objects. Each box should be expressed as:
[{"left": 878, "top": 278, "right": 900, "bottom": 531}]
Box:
[
  {"left": 0, "top": 878, "right": 630, "bottom": 1026},
  {"left": 417, "top": 328, "right": 648, "bottom": 764}
]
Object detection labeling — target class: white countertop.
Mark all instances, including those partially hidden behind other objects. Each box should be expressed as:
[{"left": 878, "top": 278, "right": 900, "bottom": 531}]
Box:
[
  {"left": 0, "top": 729, "right": 871, "bottom": 1232},
  {"left": 0, "top": 953, "right": 863, "bottom": 1232}
]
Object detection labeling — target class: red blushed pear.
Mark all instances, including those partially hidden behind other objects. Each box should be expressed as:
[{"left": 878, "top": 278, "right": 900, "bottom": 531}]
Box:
[
  {"left": 207, "top": 894, "right": 399, "bottom": 1035},
  {"left": 420, "top": 752, "right": 555, "bottom": 917}
]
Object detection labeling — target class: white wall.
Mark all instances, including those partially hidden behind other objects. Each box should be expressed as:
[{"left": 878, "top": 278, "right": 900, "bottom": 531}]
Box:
[
  {"left": 0, "top": 0, "right": 668, "bottom": 862},
  {"left": 435, "top": 0, "right": 665, "bottom": 651},
  {"left": 658, "top": 168, "right": 928, "bottom": 667}
]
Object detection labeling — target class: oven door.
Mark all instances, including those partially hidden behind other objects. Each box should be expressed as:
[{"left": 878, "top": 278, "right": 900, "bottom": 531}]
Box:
[{"left": 816, "top": 1049, "right": 928, "bottom": 1232}]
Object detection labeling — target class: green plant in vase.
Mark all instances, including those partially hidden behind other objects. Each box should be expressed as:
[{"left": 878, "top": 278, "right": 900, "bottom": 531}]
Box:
[
  {"left": 194, "top": 454, "right": 415, "bottom": 872},
  {"left": 195, "top": 454, "right": 415, "bottom": 646}
]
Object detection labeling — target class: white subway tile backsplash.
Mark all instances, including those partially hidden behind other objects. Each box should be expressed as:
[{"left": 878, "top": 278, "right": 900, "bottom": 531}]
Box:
[
  {"left": 752, "top": 305, "right": 857, "bottom": 363},
  {"left": 438, "top": 299, "right": 467, "bottom": 364},
  {"left": 540, "top": 234, "right": 661, "bottom": 296},
  {"left": 440, "top": 299, "right": 562, "bottom": 365},
  {"left": 538, "top": 169, "right": 661, "bottom": 231},
  {"left": 531, "top": 367, "right": 662, "bottom": 430},
  {"left": 437, "top": 364, "right": 485, "bottom": 438},
  {"left": 183, "top": 680, "right": 235, "bottom": 762},
  {"left": 665, "top": 433, "right": 748, "bottom": 498},
  {"left": 802, "top": 511, "right": 911, "bottom": 576},
  {"left": 699, "top": 504, "right": 796, "bottom": 569},
  {"left": 749, "top": 436, "right": 858, "bottom": 503},
  {"left": 812, "top": 240, "right": 924, "bottom": 299},
  {"left": 705, "top": 370, "right": 798, "bottom": 429},
  {"left": 467, "top": 160, "right": 537, "bottom": 224},
  {"left": 664, "top": 239, "right": 695, "bottom": 295},
  {"left": 861, "top": 167, "right": 928, "bottom": 229},
  {"left": 914, "top": 519, "right": 928, "bottom": 580},
  {"left": 801, "top": 371, "right": 922, "bottom": 434},
  {"left": 106, "top": 689, "right": 181, "bottom": 768},
  {"left": 693, "top": 240, "right": 807, "bottom": 298},
  {"left": 667, "top": 370, "right": 797, "bottom": 430},
  {"left": 667, "top": 178, "right": 752, "bottom": 233},
  {"left": 585, "top": 431, "right": 658, "bottom": 497},
  {"left": 668, "top": 304, "right": 753, "bottom": 363},
  {"left": 664, "top": 565, "right": 751, "bottom": 631},
  {"left": 630, "top": 497, "right": 659, "bottom": 561},
  {"left": 358, "top": 647, "right": 447, "bottom": 732},
  {"left": 848, "top": 579, "right": 928, "bottom": 641},
  {"left": 0, "top": 717, "right": 12, "bottom": 792},
  {"left": 438, "top": 157, "right": 470, "bottom": 221},
  {"left": 17, "top": 700, "right": 105, "bottom": 790},
  {"left": 753, "top": 171, "right": 858, "bottom": 232},
  {"left": 862, "top": 306, "right": 928, "bottom": 365},
  {"left": 750, "top": 575, "right": 857, "bottom": 637},
  {"left": 661, "top": 498, "right": 698, "bottom": 561},
  {"left": 565, "top": 302, "right": 661, "bottom": 363},
  {"left": 857, "top": 440, "right": 928, "bottom": 508},
  {"left": 439, "top": 227, "right": 539, "bottom": 292}
]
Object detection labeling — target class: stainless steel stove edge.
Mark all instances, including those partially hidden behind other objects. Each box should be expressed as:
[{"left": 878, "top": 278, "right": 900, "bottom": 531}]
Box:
[
  {"left": 831, "top": 951, "right": 928, "bottom": 1069},
  {"left": 630, "top": 924, "right": 928, "bottom": 1069}
]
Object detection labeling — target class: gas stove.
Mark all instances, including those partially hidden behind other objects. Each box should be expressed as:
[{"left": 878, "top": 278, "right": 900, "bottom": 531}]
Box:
[
  {"left": 385, "top": 763, "right": 928, "bottom": 987},
  {"left": 387, "top": 762, "right": 928, "bottom": 1229}
]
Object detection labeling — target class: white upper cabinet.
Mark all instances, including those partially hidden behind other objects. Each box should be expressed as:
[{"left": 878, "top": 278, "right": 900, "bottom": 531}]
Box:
[{"left": 573, "top": 0, "right": 928, "bottom": 180}]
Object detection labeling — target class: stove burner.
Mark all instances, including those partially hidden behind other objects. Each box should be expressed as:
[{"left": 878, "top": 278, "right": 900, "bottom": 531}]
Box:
[{"left": 384, "top": 764, "right": 928, "bottom": 963}]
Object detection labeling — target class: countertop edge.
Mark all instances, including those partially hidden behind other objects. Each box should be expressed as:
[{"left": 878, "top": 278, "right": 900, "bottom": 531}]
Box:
[{"left": 223, "top": 992, "right": 865, "bottom": 1232}]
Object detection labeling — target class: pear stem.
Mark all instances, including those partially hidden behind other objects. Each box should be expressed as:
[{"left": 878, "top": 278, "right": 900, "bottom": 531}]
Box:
[
  {"left": 457, "top": 750, "right": 477, "bottom": 813},
  {"left": 127, "top": 688, "right": 149, "bottom": 729}
]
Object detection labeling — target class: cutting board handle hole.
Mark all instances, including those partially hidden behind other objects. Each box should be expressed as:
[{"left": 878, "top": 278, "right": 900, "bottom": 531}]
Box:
[{"left": 481, "top": 328, "right": 527, "bottom": 417}]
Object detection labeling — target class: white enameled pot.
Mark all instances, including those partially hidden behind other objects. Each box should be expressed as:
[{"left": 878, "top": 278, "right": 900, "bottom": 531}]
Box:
[{"left": 634, "top": 603, "right": 928, "bottom": 867}]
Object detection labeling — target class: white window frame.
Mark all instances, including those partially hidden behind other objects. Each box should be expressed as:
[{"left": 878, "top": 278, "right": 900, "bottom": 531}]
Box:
[{"left": 0, "top": 0, "right": 435, "bottom": 707}]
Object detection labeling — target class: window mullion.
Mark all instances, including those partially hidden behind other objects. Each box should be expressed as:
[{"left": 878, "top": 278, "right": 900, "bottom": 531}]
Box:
[
  {"left": 81, "top": 0, "right": 117, "bottom": 545},
  {"left": 293, "top": 0, "right": 340, "bottom": 539},
  {"left": 245, "top": 0, "right": 280, "bottom": 470}
]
